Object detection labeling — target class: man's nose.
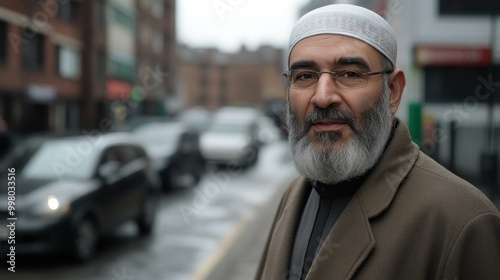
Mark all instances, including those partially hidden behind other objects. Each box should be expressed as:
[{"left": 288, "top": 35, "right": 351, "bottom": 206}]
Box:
[{"left": 310, "top": 73, "right": 343, "bottom": 108}]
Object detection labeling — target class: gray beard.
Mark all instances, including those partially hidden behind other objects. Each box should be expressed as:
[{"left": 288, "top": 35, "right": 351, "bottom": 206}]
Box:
[{"left": 287, "top": 90, "right": 394, "bottom": 185}]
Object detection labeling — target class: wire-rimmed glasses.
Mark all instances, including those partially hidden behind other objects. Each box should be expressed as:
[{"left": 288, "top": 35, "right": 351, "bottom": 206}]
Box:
[{"left": 283, "top": 69, "right": 393, "bottom": 89}]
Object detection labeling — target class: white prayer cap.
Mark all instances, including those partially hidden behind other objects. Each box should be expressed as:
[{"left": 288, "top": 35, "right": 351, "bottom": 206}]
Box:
[{"left": 288, "top": 4, "right": 397, "bottom": 67}]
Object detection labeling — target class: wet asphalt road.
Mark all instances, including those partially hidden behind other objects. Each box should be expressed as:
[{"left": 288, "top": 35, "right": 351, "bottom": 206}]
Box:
[{"left": 0, "top": 140, "right": 296, "bottom": 280}]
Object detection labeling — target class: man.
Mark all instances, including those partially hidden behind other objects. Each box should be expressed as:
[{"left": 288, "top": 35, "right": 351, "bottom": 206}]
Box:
[{"left": 255, "top": 4, "right": 500, "bottom": 280}]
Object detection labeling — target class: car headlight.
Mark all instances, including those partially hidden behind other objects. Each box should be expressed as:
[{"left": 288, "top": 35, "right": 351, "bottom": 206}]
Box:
[
  {"left": 24, "top": 195, "right": 71, "bottom": 219},
  {"left": 47, "top": 195, "right": 60, "bottom": 211}
]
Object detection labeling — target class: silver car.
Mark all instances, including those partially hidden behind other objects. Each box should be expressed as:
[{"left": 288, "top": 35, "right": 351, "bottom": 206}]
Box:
[{"left": 200, "top": 107, "right": 262, "bottom": 168}]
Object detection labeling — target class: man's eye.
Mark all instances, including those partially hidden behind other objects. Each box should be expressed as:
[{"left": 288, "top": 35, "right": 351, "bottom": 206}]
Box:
[
  {"left": 339, "top": 70, "right": 361, "bottom": 79},
  {"left": 295, "top": 72, "right": 315, "bottom": 80}
]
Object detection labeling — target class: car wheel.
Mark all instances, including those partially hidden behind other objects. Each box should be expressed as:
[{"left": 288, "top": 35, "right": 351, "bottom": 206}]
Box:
[
  {"left": 71, "top": 217, "right": 97, "bottom": 262},
  {"left": 137, "top": 195, "right": 157, "bottom": 235}
]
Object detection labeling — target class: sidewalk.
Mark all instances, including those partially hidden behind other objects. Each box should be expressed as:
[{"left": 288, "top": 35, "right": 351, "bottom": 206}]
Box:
[{"left": 202, "top": 176, "right": 290, "bottom": 280}]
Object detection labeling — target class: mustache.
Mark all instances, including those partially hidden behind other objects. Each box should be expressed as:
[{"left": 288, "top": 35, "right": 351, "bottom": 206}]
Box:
[{"left": 303, "top": 106, "right": 357, "bottom": 133}]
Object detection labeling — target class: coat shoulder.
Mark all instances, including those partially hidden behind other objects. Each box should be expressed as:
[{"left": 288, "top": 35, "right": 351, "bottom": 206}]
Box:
[{"left": 402, "top": 151, "right": 499, "bottom": 217}]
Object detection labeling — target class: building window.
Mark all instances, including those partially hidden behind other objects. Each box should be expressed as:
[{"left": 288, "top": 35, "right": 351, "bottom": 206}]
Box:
[
  {"left": 22, "top": 31, "right": 44, "bottom": 71},
  {"left": 219, "top": 78, "right": 227, "bottom": 87},
  {"left": 219, "top": 65, "right": 227, "bottom": 89},
  {"left": 57, "top": 0, "right": 79, "bottom": 22},
  {"left": 439, "top": 0, "right": 500, "bottom": 15},
  {"left": 97, "top": 0, "right": 106, "bottom": 31},
  {"left": 163, "top": 32, "right": 170, "bottom": 54},
  {"left": 65, "top": 101, "right": 79, "bottom": 130},
  {"left": 108, "top": 50, "right": 135, "bottom": 83},
  {"left": 141, "top": 0, "right": 151, "bottom": 10},
  {"left": 424, "top": 66, "right": 500, "bottom": 103},
  {"left": 141, "top": 25, "right": 150, "bottom": 46},
  {"left": 219, "top": 92, "right": 227, "bottom": 105},
  {"left": 0, "top": 21, "right": 6, "bottom": 64},
  {"left": 167, "top": 0, "right": 172, "bottom": 12},
  {"left": 199, "top": 63, "right": 209, "bottom": 87},
  {"left": 111, "top": 5, "right": 135, "bottom": 31},
  {"left": 56, "top": 45, "right": 80, "bottom": 79},
  {"left": 199, "top": 93, "right": 208, "bottom": 105},
  {"left": 200, "top": 77, "right": 208, "bottom": 86},
  {"left": 152, "top": 29, "right": 164, "bottom": 54},
  {"left": 152, "top": 0, "right": 164, "bottom": 18}
]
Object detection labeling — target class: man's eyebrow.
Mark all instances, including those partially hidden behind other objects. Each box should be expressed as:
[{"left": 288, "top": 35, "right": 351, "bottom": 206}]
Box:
[
  {"left": 334, "top": 57, "right": 370, "bottom": 70},
  {"left": 290, "top": 57, "right": 371, "bottom": 70},
  {"left": 289, "top": 60, "right": 317, "bottom": 70}
]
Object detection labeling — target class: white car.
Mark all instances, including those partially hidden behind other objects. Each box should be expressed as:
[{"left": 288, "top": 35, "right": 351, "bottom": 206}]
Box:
[{"left": 200, "top": 107, "right": 262, "bottom": 167}]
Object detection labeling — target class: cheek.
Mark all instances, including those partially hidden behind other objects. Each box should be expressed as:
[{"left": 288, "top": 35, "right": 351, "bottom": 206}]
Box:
[
  {"left": 289, "top": 91, "right": 312, "bottom": 117},
  {"left": 350, "top": 87, "right": 384, "bottom": 117}
]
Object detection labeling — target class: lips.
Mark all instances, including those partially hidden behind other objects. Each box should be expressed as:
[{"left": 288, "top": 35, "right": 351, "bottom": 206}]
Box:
[
  {"left": 311, "top": 119, "right": 348, "bottom": 132},
  {"left": 312, "top": 119, "right": 346, "bottom": 125}
]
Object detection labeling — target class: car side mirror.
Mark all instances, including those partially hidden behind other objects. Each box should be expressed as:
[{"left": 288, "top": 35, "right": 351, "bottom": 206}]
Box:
[{"left": 97, "top": 160, "right": 121, "bottom": 183}]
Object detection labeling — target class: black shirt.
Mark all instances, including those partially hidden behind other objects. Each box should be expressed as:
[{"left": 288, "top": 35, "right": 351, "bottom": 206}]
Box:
[{"left": 289, "top": 176, "right": 366, "bottom": 279}]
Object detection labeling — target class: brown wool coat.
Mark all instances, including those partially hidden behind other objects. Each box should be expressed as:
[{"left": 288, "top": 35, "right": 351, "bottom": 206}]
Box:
[{"left": 255, "top": 121, "right": 500, "bottom": 280}]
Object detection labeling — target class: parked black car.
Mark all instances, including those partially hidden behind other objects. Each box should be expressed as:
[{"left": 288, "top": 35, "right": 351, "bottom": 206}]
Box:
[
  {"left": 133, "top": 122, "right": 205, "bottom": 190},
  {"left": 0, "top": 133, "right": 161, "bottom": 261}
]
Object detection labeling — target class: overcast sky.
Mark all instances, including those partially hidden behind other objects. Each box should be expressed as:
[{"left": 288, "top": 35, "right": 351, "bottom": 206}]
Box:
[{"left": 176, "top": 0, "right": 309, "bottom": 53}]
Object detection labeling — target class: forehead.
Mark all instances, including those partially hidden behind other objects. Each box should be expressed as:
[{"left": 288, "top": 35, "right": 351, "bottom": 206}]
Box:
[{"left": 289, "top": 34, "right": 382, "bottom": 68}]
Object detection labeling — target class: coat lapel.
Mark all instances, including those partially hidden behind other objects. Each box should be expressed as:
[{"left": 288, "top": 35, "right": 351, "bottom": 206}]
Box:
[
  {"left": 261, "top": 178, "right": 311, "bottom": 279},
  {"left": 358, "top": 120, "right": 419, "bottom": 219}
]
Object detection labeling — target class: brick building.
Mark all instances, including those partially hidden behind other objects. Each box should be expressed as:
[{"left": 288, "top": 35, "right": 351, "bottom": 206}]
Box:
[
  {"left": 134, "top": 0, "right": 176, "bottom": 117},
  {"left": 0, "top": 0, "right": 84, "bottom": 134},
  {"left": 178, "top": 45, "right": 285, "bottom": 110},
  {"left": 0, "top": 0, "right": 176, "bottom": 135}
]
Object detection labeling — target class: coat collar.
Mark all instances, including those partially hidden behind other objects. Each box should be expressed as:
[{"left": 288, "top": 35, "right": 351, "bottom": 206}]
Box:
[
  {"left": 356, "top": 119, "right": 420, "bottom": 218},
  {"left": 264, "top": 120, "right": 419, "bottom": 280}
]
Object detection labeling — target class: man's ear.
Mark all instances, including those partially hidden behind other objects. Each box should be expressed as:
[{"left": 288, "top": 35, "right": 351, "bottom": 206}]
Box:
[{"left": 388, "top": 68, "right": 406, "bottom": 115}]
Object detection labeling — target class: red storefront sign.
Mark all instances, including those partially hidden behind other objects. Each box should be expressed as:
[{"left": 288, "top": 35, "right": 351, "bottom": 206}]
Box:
[
  {"left": 106, "top": 79, "right": 131, "bottom": 100},
  {"left": 415, "top": 45, "right": 491, "bottom": 66}
]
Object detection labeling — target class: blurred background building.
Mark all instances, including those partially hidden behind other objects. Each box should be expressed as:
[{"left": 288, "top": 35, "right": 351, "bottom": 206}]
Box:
[
  {"left": 178, "top": 44, "right": 284, "bottom": 110},
  {"left": 355, "top": 0, "right": 500, "bottom": 189},
  {"left": 0, "top": 0, "right": 84, "bottom": 134},
  {"left": 0, "top": 0, "right": 176, "bottom": 134},
  {"left": 134, "top": 0, "right": 176, "bottom": 117},
  {"left": 0, "top": 0, "right": 497, "bottom": 188}
]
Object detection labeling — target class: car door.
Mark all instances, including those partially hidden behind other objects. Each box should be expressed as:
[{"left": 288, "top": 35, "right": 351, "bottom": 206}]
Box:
[
  {"left": 177, "top": 132, "right": 202, "bottom": 175},
  {"left": 96, "top": 144, "right": 145, "bottom": 226},
  {"left": 95, "top": 145, "right": 125, "bottom": 228},
  {"left": 114, "top": 145, "right": 148, "bottom": 221}
]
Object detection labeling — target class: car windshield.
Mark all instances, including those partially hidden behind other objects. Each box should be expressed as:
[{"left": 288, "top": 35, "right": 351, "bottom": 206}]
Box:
[
  {"left": 0, "top": 138, "right": 100, "bottom": 180},
  {"left": 135, "top": 129, "right": 179, "bottom": 149}
]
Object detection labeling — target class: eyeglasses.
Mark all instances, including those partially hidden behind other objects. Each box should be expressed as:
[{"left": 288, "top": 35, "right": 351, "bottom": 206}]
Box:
[{"left": 283, "top": 69, "right": 393, "bottom": 89}]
